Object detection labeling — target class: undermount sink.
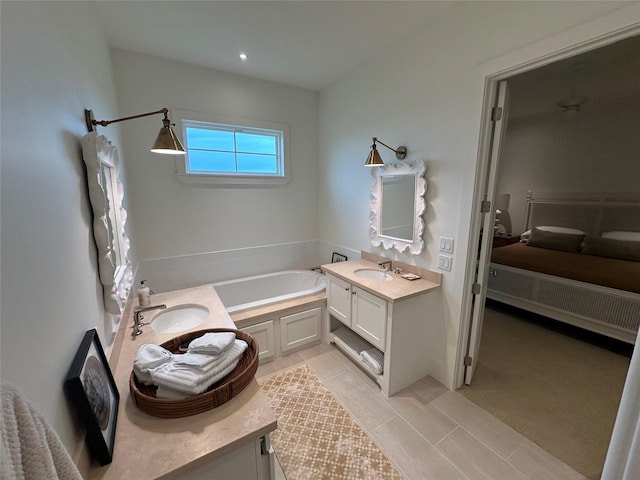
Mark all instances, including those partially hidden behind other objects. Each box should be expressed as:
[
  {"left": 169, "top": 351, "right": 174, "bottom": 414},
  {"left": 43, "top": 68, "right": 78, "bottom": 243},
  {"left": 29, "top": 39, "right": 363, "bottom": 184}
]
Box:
[
  {"left": 353, "top": 268, "right": 393, "bottom": 282},
  {"left": 151, "top": 304, "right": 209, "bottom": 334}
]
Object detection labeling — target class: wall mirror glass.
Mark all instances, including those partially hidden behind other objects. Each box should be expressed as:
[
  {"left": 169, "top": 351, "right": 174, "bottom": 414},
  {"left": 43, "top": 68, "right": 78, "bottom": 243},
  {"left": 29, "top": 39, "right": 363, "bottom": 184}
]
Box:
[
  {"left": 370, "top": 159, "right": 427, "bottom": 254},
  {"left": 81, "top": 132, "right": 133, "bottom": 314}
]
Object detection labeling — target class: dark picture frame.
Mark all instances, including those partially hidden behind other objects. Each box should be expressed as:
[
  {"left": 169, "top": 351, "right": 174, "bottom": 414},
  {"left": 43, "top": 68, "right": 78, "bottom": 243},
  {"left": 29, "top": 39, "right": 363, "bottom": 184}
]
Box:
[
  {"left": 331, "top": 252, "right": 348, "bottom": 263},
  {"left": 65, "top": 329, "right": 119, "bottom": 465}
]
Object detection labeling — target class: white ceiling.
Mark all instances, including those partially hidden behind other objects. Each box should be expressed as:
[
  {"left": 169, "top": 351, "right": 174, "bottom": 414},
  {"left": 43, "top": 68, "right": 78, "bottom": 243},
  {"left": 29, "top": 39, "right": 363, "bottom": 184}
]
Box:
[{"left": 92, "top": 1, "right": 453, "bottom": 91}]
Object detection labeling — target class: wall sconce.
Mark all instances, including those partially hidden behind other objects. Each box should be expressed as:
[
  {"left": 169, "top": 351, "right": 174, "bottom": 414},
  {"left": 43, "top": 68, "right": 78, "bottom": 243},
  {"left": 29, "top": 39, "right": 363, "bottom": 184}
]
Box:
[
  {"left": 364, "top": 137, "right": 407, "bottom": 167},
  {"left": 84, "top": 108, "right": 186, "bottom": 155}
]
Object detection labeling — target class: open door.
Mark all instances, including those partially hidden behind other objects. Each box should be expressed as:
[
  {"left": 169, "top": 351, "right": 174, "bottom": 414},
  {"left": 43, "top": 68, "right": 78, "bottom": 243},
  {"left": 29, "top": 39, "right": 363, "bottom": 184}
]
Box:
[{"left": 464, "top": 80, "right": 510, "bottom": 385}]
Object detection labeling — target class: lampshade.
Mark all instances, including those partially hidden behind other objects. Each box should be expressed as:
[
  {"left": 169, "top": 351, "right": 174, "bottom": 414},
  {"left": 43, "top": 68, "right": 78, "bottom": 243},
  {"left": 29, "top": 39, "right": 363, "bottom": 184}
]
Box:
[
  {"left": 364, "top": 137, "right": 407, "bottom": 167},
  {"left": 151, "top": 118, "right": 186, "bottom": 155},
  {"left": 496, "top": 193, "right": 511, "bottom": 211},
  {"left": 364, "top": 145, "right": 384, "bottom": 166}
]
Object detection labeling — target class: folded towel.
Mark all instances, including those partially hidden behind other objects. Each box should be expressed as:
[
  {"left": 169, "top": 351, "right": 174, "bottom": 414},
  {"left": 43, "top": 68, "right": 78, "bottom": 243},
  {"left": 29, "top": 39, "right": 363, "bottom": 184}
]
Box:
[
  {"left": 133, "top": 344, "right": 173, "bottom": 385},
  {"left": 151, "top": 340, "right": 248, "bottom": 395},
  {"left": 188, "top": 332, "right": 236, "bottom": 355},
  {"left": 154, "top": 357, "right": 241, "bottom": 399},
  {"left": 360, "top": 348, "right": 384, "bottom": 375},
  {"left": 172, "top": 351, "right": 221, "bottom": 369}
]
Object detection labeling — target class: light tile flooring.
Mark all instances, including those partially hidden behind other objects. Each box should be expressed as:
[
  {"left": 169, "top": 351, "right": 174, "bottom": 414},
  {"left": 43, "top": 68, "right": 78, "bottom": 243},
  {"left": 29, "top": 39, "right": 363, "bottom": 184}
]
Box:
[{"left": 256, "top": 343, "right": 586, "bottom": 480}]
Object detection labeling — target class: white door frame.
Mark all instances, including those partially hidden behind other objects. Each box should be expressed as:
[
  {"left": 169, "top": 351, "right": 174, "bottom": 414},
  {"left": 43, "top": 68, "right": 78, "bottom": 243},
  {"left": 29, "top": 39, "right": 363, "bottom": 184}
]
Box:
[
  {"left": 456, "top": 19, "right": 640, "bottom": 390},
  {"left": 455, "top": 14, "right": 640, "bottom": 478}
]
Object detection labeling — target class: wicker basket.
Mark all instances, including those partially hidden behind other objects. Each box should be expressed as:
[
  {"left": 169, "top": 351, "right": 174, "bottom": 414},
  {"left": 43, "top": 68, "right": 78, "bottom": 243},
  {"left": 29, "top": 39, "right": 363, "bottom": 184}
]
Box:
[{"left": 129, "top": 328, "right": 258, "bottom": 418}]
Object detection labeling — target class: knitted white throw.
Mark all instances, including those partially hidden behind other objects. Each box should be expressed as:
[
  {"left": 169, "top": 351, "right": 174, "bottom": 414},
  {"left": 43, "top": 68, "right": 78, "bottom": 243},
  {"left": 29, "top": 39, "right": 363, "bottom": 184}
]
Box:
[{"left": 1, "top": 383, "right": 83, "bottom": 480}]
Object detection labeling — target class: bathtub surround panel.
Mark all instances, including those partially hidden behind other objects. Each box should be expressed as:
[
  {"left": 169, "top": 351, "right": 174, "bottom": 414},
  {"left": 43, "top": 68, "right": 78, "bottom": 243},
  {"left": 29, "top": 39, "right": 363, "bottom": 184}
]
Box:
[{"left": 138, "top": 240, "right": 319, "bottom": 293}]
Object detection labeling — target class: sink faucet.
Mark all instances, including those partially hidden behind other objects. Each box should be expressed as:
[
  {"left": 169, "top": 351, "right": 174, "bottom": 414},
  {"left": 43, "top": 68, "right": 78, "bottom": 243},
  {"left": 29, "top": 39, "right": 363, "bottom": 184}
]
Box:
[
  {"left": 132, "top": 304, "right": 167, "bottom": 337},
  {"left": 378, "top": 260, "right": 392, "bottom": 271}
]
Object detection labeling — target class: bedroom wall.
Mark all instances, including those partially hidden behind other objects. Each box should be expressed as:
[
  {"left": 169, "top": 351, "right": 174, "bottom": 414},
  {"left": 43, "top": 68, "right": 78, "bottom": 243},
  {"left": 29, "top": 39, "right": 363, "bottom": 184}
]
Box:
[
  {"left": 498, "top": 94, "right": 640, "bottom": 234},
  {"left": 318, "top": 1, "right": 639, "bottom": 388},
  {"left": 109, "top": 49, "right": 320, "bottom": 291},
  {"left": 1, "top": 1, "right": 127, "bottom": 453}
]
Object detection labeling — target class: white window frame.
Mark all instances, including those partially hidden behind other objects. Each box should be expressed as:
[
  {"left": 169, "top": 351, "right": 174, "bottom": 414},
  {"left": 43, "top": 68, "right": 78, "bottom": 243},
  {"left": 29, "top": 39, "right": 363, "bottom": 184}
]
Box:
[{"left": 173, "top": 109, "right": 291, "bottom": 186}]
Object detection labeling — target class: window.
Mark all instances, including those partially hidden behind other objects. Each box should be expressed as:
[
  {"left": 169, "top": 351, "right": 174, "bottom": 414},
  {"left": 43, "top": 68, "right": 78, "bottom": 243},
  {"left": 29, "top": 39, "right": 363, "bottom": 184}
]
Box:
[{"left": 174, "top": 110, "right": 290, "bottom": 185}]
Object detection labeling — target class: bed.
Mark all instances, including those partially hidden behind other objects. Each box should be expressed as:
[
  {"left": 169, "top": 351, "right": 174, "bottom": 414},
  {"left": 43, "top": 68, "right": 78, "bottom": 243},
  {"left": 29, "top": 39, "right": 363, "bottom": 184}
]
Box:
[{"left": 486, "top": 191, "right": 640, "bottom": 344}]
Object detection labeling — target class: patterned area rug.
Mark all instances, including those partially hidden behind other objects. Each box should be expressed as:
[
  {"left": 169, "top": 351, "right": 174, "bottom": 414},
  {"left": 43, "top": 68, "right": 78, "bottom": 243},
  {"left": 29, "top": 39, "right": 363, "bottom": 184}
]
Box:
[{"left": 258, "top": 364, "right": 402, "bottom": 480}]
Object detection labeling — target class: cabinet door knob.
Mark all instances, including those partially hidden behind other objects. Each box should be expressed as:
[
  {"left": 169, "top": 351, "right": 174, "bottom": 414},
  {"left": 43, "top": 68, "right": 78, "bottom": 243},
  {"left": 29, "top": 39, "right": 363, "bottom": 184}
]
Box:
[
  {"left": 345, "top": 287, "right": 350, "bottom": 291},
  {"left": 352, "top": 290, "right": 356, "bottom": 295}
]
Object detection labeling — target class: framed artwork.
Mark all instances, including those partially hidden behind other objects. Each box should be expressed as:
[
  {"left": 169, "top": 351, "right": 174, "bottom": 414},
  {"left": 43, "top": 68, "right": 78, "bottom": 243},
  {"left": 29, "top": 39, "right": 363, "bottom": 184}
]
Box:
[
  {"left": 331, "top": 252, "right": 348, "bottom": 263},
  {"left": 65, "top": 329, "right": 119, "bottom": 465}
]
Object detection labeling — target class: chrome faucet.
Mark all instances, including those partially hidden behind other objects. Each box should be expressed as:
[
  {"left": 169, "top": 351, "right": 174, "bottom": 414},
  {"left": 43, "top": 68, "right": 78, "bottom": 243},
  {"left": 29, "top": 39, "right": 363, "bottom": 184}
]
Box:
[
  {"left": 132, "top": 304, "right": 167, "bottom": 336},
  {"left": 378, "top": 260, "right": 392, "bottom": 271}
]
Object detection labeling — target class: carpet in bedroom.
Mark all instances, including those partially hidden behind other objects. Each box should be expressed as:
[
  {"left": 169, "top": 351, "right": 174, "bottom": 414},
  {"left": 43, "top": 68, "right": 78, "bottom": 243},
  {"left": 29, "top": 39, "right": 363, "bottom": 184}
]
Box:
[{"left": 460, "top": 303, "right": 632, "bottom": 480}]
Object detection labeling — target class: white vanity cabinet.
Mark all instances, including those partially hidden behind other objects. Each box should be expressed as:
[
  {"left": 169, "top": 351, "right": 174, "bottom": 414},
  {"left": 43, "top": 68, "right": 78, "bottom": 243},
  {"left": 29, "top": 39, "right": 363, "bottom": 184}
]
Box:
[
  {"left": 326, "top": 273, "right": 436, "bottom": 396},
  {"left": 166, "top": 434, "right": 274, "bottom": 480},
  {"left": 327, "top": 275, "right": 387, "bottom": 351}
]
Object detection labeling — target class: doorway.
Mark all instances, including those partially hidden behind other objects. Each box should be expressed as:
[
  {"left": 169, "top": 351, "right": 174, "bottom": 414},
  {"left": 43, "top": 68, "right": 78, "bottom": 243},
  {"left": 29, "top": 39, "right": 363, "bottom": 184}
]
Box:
[{"left": 459, "top": 32, "right": 640, "bottom": 479}]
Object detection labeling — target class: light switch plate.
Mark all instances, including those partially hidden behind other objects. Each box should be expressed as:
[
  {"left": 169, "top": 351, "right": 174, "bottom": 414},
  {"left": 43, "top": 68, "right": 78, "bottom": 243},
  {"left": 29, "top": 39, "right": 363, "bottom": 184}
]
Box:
[
  {"left": 438, "top": 254, "right": 452, "bottom": 271},
  {"left": 439, "top": 236, "right": 454, "bottom": 254}
]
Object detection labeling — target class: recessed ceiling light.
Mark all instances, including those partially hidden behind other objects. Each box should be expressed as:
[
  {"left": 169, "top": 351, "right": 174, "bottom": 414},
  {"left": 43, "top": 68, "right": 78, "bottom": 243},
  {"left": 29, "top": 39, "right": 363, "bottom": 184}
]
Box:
[{"left": 239, "top": 52, "right": 248, "bottom": 61}]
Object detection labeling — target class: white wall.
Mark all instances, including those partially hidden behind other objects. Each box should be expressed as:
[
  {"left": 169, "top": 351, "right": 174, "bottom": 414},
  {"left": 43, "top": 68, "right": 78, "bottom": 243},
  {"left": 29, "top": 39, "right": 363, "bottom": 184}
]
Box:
[
  {"left": 498, "top": 97, "right": 640, "bottom": 233},
  {"left": 0, "top": 1, "right": 127, "bottom": 452},
  {"left": 110, "top": 49, "right": 319, "bottom": 277},
  {"left": 318, "top": 1, "right": 639, "bottom": 388}
]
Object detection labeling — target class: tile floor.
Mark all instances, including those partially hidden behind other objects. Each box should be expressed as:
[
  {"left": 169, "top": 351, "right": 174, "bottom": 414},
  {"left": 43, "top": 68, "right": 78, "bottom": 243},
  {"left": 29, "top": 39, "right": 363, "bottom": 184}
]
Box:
[{"left": 256, "top": 343, "right": 586, "bottom": 480}]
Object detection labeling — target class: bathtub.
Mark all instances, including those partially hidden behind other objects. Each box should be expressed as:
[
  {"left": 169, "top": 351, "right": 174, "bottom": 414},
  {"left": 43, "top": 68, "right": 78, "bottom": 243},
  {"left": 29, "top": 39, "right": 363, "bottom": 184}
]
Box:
[{"left": 212, "top": 270, "right": 326, "bottom": 313}]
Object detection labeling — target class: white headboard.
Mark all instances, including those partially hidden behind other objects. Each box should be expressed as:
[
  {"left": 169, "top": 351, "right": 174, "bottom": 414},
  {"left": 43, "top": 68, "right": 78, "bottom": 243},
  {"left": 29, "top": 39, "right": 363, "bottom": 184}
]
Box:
[{"left": 525, "top": 191, "right": 640, "bottom": 236}]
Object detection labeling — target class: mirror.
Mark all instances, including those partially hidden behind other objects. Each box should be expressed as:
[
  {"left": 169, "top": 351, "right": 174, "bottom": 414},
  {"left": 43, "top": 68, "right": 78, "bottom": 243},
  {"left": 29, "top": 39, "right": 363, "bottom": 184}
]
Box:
[
  {"left": 81, "top": 132, "right": 133, "bottom": 314},
  {"left": 370, "top": 160, "right": 427, "bottom": 254}
]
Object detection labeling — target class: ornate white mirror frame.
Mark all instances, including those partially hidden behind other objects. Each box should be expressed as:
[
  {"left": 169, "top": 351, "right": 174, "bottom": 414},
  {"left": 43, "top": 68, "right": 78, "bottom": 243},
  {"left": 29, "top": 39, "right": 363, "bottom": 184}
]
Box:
[
  {"left": 370, "top": 159, "right": 427, "bottom": 254},
  {"left": 81, "top": 132, "right": 133, "bottom": 314}
]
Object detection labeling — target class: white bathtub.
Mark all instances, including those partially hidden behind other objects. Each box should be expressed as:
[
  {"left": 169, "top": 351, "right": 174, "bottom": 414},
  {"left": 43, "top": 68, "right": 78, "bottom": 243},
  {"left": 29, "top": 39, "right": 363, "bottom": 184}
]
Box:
[{"left": 212, "top": 270, "right": 326, "bottom": 313}]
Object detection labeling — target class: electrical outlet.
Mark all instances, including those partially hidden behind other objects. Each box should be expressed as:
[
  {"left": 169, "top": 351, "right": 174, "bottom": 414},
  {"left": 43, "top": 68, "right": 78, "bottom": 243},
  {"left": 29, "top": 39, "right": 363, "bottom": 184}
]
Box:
[
  {"left": 438, "top": 254, "right": 452, "bottom": 271},
  {"left": 439, "top": 236, "right": 454, "bottom": 254}
]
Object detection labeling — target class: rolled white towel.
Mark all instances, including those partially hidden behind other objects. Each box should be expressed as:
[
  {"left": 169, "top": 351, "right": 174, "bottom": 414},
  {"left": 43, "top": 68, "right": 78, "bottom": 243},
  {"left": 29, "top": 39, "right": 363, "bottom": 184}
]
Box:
[
  {"left": 188, "top": 332, "right": 236, "bottom": 355},
  {"left": 133, "top": 344, "right": 173, "bottom": 385},
  {"left": 360, "top": 348, "right": 384, "bottom": 375},
  {"left": 151, "top": 340, "right": 248, "bottom": 395}
]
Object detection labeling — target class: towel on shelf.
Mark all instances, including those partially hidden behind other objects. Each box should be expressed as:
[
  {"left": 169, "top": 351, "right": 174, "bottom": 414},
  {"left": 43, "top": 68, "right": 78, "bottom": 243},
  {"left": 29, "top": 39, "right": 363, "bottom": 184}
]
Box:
[
  {"left": 133, "top": 344, "right": 173, "bottom": 385},
  {"left": 360, "top": 348, "right": 384, "bottom": 375},
  {"left": 188, "top": 332, "right": 236, "bottom": 355},
  {"left": 151, "top": 340, "right": 248, "bottom": 395},
  {"left": 155, "top": 357, "right": 242, "bottom": 399},
  {"left": 1, "top": 383, "right": 83, "bottom": 480}
]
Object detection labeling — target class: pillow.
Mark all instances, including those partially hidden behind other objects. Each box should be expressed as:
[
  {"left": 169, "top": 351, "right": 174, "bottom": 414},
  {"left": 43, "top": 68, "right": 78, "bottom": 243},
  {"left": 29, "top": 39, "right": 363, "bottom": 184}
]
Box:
[
  {"left": 601, "top": 231, "right": 640, "bottom": 242},
  {"left": 581, "top": 236, "right": 640, "bottom": 262},
  {"left": 520, "top": 226, "right": 586, "bottom": 243},
  {"left": 525, "top": 226, "right": 585, "bottom": 252}
]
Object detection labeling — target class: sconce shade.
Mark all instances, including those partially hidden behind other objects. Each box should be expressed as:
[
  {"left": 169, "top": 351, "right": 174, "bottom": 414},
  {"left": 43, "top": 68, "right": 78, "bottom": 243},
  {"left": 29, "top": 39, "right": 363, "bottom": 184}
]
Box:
[
  {"left": 365, "top": 145, "right": 385, "bottom": 167},
  {"left": 151, "top": 118, "right": 186, "bottom": 155},
  {"left": 364, "top": 137, "right": 407, "bottom": 167},
  {"left": 85, "top": 107, "right": 185, "bottom": 155}
]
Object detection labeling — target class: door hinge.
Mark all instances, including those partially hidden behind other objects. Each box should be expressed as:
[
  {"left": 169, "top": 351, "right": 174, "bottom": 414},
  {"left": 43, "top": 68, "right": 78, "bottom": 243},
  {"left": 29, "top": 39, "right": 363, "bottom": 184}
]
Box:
[
  {"left": 491, "top": 106, "right": 503, "bottom": 121},
  {"left": 472, "top": 283, "right": 481, "bottom": 294},
  {"left": 464, "top": 355, "right": 473, "bottom": 367},
  {"left": 481, "top": 200, "right": 491, "bottom": 213}
]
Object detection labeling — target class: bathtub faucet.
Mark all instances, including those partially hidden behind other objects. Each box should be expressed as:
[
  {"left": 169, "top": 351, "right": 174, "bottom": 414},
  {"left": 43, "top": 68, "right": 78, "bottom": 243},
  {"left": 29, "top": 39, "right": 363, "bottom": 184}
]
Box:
[
  {"left": 132, "top": 304, "right": 166, "bottom": 337},
  {"left": 378, "top": 260, "right": 392, "bottom": 271}
]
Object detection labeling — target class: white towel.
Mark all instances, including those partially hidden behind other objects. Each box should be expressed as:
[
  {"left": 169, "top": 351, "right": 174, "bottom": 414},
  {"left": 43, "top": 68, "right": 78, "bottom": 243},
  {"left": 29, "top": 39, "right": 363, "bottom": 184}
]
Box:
[
  {"left": 188, "top": 332, "right": 236, "bottom": 355},
  {"left": 1, "top": 383, "right": 83, "bottom": 480},
  {"left": 172, "top": 351, "right": 221, "bottom": 369},
  {"left": 360, "top": 348, "right": 384, "bottom": 375},
  {"left": 155, "top": 357, "right": 242, "bottom": 399},
  {"left": 133, "top": 344, "right": 172, "bottom": 385},
  {"left": 151, "top": 340, "right": 248, "bottom": 395}
]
